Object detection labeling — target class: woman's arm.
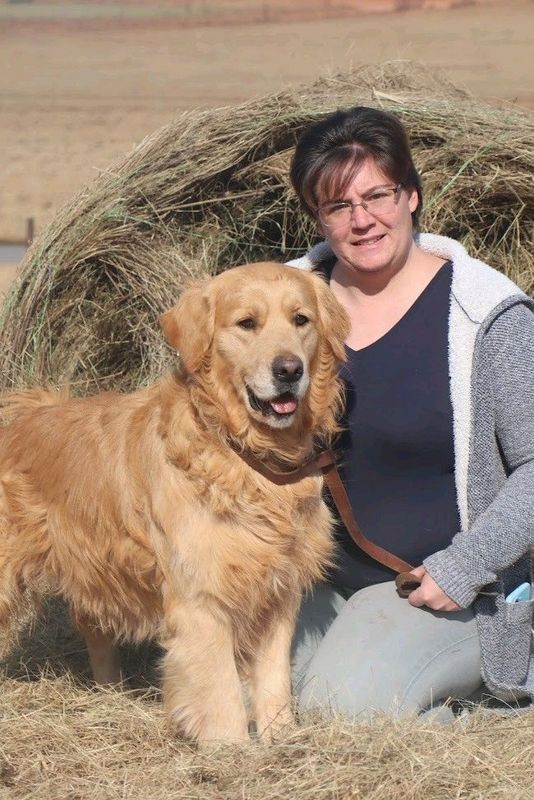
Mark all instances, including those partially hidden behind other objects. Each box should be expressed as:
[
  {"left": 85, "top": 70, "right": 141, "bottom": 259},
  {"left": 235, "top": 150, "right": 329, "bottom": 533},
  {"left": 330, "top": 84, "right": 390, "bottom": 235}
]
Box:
[{"left": 420, "top": 303, "right": 534, "bottom": 609}]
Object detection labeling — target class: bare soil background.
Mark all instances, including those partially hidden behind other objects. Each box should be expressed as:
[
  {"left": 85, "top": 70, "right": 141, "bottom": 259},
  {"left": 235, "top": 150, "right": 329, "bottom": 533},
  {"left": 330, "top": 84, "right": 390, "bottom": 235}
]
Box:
[
  {"left": 0, "top": 265, "right": 17, "bottom": 299},
  {"left": 1, "top": 0, "right": 532, "bottom": 254}
]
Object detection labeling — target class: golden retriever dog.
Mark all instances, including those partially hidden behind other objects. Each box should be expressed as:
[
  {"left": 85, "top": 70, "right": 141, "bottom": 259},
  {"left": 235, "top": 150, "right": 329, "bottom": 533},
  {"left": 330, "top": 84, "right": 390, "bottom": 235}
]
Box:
[{"left": 0, "top": 262, "right": 348, "bottom": 745}]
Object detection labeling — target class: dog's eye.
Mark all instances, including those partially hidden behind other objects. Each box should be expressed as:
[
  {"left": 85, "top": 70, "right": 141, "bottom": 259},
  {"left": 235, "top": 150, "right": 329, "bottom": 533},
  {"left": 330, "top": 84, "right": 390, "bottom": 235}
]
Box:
[
  {"left": 294, "top": 314, "right": 309, "bottom": 327},
  {"left": 237, "top": 317, "right": 256, "bottom": 331}
]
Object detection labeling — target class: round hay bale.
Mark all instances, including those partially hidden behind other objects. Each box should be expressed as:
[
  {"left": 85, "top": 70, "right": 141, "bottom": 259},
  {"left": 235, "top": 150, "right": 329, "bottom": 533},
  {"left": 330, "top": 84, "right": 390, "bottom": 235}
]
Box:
[{"left": 1, "top": 61, "right": 532, "bottom": 395}]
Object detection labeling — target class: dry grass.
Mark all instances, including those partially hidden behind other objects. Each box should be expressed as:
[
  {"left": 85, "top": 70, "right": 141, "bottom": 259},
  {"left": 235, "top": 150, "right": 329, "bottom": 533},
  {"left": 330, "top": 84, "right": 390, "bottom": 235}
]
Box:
[
  {"left": 0, "top": 61, "right": 532, "bottom": 397},
  {"left": 1, "top": 600, "right": 533, "bottom": 799},
  {"left": 1, "top": 670, "right": 533, "bottom": 800}
]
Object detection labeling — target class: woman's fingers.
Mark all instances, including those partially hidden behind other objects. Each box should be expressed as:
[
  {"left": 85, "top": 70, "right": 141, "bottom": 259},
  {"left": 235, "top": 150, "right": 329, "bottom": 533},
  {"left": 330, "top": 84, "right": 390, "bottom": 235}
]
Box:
[{"left": 408, "top": 572, "right": 462, "bottom": 612}]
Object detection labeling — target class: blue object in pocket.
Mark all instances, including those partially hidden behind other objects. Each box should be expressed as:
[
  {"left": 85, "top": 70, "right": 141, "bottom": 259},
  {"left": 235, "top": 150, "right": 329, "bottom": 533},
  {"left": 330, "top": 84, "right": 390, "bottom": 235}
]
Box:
[{"left": 505, "top": 582, "right": 532, "bottom": 603}]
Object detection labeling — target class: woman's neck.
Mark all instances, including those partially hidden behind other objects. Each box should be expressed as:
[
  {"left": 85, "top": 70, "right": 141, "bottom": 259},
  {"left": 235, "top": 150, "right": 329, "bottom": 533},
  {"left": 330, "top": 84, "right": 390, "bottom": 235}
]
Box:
[
  {"left": 331, "top": 240, "right": 443, "bottom": 302},
  {"left": 330, "top": 244, "right": 447, "bottom": 351}
]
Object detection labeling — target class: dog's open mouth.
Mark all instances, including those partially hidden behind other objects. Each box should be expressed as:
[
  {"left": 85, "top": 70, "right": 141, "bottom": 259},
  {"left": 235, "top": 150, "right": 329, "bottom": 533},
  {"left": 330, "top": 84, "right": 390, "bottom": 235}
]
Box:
[{"left": 246, "top": 387, "right": 299, "bottom": 418}]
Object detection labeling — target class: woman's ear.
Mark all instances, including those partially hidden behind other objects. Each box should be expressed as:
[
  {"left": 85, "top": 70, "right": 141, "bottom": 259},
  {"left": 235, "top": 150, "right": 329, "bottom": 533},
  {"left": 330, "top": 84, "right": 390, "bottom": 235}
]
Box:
[
  {"left": 159, "top": 282, "right": 215, "bottom": 374},
  {"left": 407, "top": 185, "right": 419, "bottom": 215}
]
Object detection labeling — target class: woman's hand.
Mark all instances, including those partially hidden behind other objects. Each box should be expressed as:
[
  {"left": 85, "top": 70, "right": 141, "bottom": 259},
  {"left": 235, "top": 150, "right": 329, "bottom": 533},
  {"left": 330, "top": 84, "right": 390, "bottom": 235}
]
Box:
[{"left": 407, "top": 565, "right": 462, "bottom": 612}]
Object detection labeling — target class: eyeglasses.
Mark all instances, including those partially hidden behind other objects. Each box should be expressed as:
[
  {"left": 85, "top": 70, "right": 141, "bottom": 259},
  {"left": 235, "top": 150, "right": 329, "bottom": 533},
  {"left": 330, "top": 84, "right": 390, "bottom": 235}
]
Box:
[{"left": 316, "top": 185, "right": 402, "bottom": 228}]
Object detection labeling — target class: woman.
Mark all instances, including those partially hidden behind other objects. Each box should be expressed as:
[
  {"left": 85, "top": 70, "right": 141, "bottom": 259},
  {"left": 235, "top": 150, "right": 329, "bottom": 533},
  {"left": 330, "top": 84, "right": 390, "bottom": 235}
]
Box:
[{"left": 287, "top": 106, "right": 534, "bottom": 719}]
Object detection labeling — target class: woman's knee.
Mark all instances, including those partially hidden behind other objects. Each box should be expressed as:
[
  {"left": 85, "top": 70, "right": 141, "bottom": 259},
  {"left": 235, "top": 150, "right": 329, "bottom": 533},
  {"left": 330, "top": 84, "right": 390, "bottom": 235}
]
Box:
[
  {"left": 297, "top": 581, "right": 482, "bottom": 718},
  {"left": 291, "top": 583, "right": 346, "bottom": 691}
]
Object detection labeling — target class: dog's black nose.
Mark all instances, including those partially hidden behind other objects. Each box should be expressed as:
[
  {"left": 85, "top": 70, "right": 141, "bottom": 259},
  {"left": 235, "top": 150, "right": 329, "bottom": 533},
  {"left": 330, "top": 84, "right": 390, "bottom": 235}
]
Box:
[{"left": 272, "top": 355, "right": 304, "bottom": 384}]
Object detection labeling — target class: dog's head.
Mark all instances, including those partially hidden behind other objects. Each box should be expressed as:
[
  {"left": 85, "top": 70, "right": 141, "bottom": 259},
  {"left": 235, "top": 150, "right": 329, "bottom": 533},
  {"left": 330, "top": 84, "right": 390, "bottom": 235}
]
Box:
[{"left": 159, "top": 263, "right": 349, "bottom": 445}]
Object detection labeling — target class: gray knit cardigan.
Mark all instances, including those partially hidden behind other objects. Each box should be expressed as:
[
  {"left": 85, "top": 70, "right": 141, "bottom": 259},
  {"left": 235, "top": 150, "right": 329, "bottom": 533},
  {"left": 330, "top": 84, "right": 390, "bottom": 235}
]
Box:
[{"left": 288, "top": 233, "right": 534, "bottom": 701}]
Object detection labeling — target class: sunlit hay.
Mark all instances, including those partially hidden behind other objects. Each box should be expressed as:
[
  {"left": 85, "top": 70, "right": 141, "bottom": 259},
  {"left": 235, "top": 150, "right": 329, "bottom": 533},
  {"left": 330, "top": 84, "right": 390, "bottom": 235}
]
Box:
[
  {"left": 0, "top": 61, "right": 531, "bottom": 396},
  {"left": 0, "top": 673, "right": 533, "bottom": 800}
]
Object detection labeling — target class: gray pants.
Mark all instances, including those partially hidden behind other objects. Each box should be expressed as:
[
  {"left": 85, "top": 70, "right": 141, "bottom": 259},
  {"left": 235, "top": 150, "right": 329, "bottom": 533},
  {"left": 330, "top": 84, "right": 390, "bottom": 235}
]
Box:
[{"left": 292, "top": 581, "right": 482, "bottom": 719}]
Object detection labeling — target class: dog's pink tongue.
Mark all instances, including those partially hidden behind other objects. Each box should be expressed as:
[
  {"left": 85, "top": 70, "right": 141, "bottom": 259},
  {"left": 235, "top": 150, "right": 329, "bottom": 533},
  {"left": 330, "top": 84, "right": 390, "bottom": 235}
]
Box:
[{"left": 270, "top": 395, "right": 298, "bottom": 414}]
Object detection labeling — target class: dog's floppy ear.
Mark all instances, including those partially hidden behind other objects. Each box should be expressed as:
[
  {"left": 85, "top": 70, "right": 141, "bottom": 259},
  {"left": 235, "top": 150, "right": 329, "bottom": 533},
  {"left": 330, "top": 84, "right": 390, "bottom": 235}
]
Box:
[
  {"left": 302, "top": 270, "right": 349, "bottom": 443},
  {"left": 159, "top": 282, "right": 215, "bottom": 374},
  {"left": 312, "top": 272, "right": 350, "bottom": 359}
]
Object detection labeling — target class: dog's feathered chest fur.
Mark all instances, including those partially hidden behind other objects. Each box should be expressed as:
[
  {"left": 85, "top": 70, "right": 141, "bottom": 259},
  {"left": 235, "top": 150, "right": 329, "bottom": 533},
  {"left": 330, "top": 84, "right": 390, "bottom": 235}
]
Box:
[{"left": 148, "top": 378, "right": 335, "bottom": 649}]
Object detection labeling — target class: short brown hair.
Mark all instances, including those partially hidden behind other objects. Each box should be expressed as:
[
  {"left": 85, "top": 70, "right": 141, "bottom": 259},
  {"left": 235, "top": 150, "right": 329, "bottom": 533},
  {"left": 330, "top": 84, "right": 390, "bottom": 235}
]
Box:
[{"left": 290, "top": 106, "right": 423, "bottom": 226}]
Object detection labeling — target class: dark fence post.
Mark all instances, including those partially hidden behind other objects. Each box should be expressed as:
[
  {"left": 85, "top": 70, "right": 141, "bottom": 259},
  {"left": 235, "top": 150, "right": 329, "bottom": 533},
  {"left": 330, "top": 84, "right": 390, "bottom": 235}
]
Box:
[{"left": 26, "top": 217, "right": 35, "bottom": 245}]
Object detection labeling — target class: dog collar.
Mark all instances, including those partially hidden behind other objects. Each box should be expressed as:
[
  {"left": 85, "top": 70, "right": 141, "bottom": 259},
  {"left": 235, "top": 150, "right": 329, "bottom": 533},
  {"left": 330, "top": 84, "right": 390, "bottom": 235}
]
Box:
[{"left": 230, "top": 446, "right": 336, "bottom": 486}]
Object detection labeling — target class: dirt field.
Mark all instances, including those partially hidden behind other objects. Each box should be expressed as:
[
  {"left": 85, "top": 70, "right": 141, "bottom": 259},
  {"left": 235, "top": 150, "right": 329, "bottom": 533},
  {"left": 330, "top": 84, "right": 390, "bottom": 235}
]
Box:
[
  {"left": 0, "top": 264, "right": 18, "bottom": 299},
  {"left": 0, "top": 0, "right": 532, "bottom": 256}
]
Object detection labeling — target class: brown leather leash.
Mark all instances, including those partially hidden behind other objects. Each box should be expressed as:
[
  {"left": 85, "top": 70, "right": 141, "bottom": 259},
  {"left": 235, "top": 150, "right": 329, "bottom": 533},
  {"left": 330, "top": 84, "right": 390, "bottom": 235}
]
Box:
[
  {"left": 232, "top": 445, "right": 419, "bottom": 598},
  {"left": 318, "top": 451, "right": 420, "bottom": 598}
]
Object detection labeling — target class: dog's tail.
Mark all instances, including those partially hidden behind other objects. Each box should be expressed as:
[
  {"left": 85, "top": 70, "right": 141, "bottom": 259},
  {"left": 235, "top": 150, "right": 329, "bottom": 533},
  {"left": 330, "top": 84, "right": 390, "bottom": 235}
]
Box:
[{"left": 0, "top": 387, "right": 70, "bottom": 425}]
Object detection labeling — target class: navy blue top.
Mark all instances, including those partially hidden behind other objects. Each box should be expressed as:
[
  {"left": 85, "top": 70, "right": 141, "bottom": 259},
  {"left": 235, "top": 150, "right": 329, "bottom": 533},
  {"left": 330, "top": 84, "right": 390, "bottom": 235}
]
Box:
[{"left": 329, "top": 261, "right": 461, "bottom": 592}]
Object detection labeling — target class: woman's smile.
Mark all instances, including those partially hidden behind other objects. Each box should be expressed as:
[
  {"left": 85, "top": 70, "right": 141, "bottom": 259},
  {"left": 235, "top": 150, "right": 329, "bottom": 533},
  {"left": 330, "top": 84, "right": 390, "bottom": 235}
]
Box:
[
  {"left": 317, "top": 156, "right": 419, "bottom": 282},
  {"left": 352, "top": 233, "right": 387, "bottom": 248}
]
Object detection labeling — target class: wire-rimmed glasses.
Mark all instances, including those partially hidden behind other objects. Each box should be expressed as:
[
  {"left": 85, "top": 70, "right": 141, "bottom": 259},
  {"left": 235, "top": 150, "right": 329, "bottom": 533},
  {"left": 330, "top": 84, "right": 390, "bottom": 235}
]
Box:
[{"left": 316, "top": 184, "right": 402, "bottom": 228}]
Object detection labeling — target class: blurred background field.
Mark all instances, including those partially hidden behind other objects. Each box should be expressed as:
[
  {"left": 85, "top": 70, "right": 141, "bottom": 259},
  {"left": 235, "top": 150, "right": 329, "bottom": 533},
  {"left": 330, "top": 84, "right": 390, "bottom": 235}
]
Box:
[{"left": 0, "top": 0, "right": 532, "bottom": 248}]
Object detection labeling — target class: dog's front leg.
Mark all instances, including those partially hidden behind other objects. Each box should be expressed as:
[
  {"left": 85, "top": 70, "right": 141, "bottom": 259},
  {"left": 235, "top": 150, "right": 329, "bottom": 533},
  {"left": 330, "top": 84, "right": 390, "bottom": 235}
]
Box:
[
  {"left": 162, "top": 602, "right": 249, "bottom": 746},
  {"left": 249, "top": 601, "right": 299, "bottom": 740}
]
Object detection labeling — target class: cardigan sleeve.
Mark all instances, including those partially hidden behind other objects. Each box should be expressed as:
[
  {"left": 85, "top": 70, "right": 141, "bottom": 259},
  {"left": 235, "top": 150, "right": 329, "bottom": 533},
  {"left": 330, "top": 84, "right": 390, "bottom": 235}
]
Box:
[{"left": 423, "top": 302, "right": 534, "bottom": 608}]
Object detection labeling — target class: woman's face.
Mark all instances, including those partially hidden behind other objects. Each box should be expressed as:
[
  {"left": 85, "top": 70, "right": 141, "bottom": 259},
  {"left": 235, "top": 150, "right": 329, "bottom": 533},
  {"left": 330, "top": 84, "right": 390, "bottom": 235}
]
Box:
[{"left": 315, "top": 156, "right": 419, "bottom": 280}]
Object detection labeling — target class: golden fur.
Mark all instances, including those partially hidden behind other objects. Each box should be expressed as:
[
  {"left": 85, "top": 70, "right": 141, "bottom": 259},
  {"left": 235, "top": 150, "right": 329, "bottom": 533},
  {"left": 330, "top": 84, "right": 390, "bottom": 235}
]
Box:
[{"left": 0, "top": 262, "right": 349, "bottom": 744}]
